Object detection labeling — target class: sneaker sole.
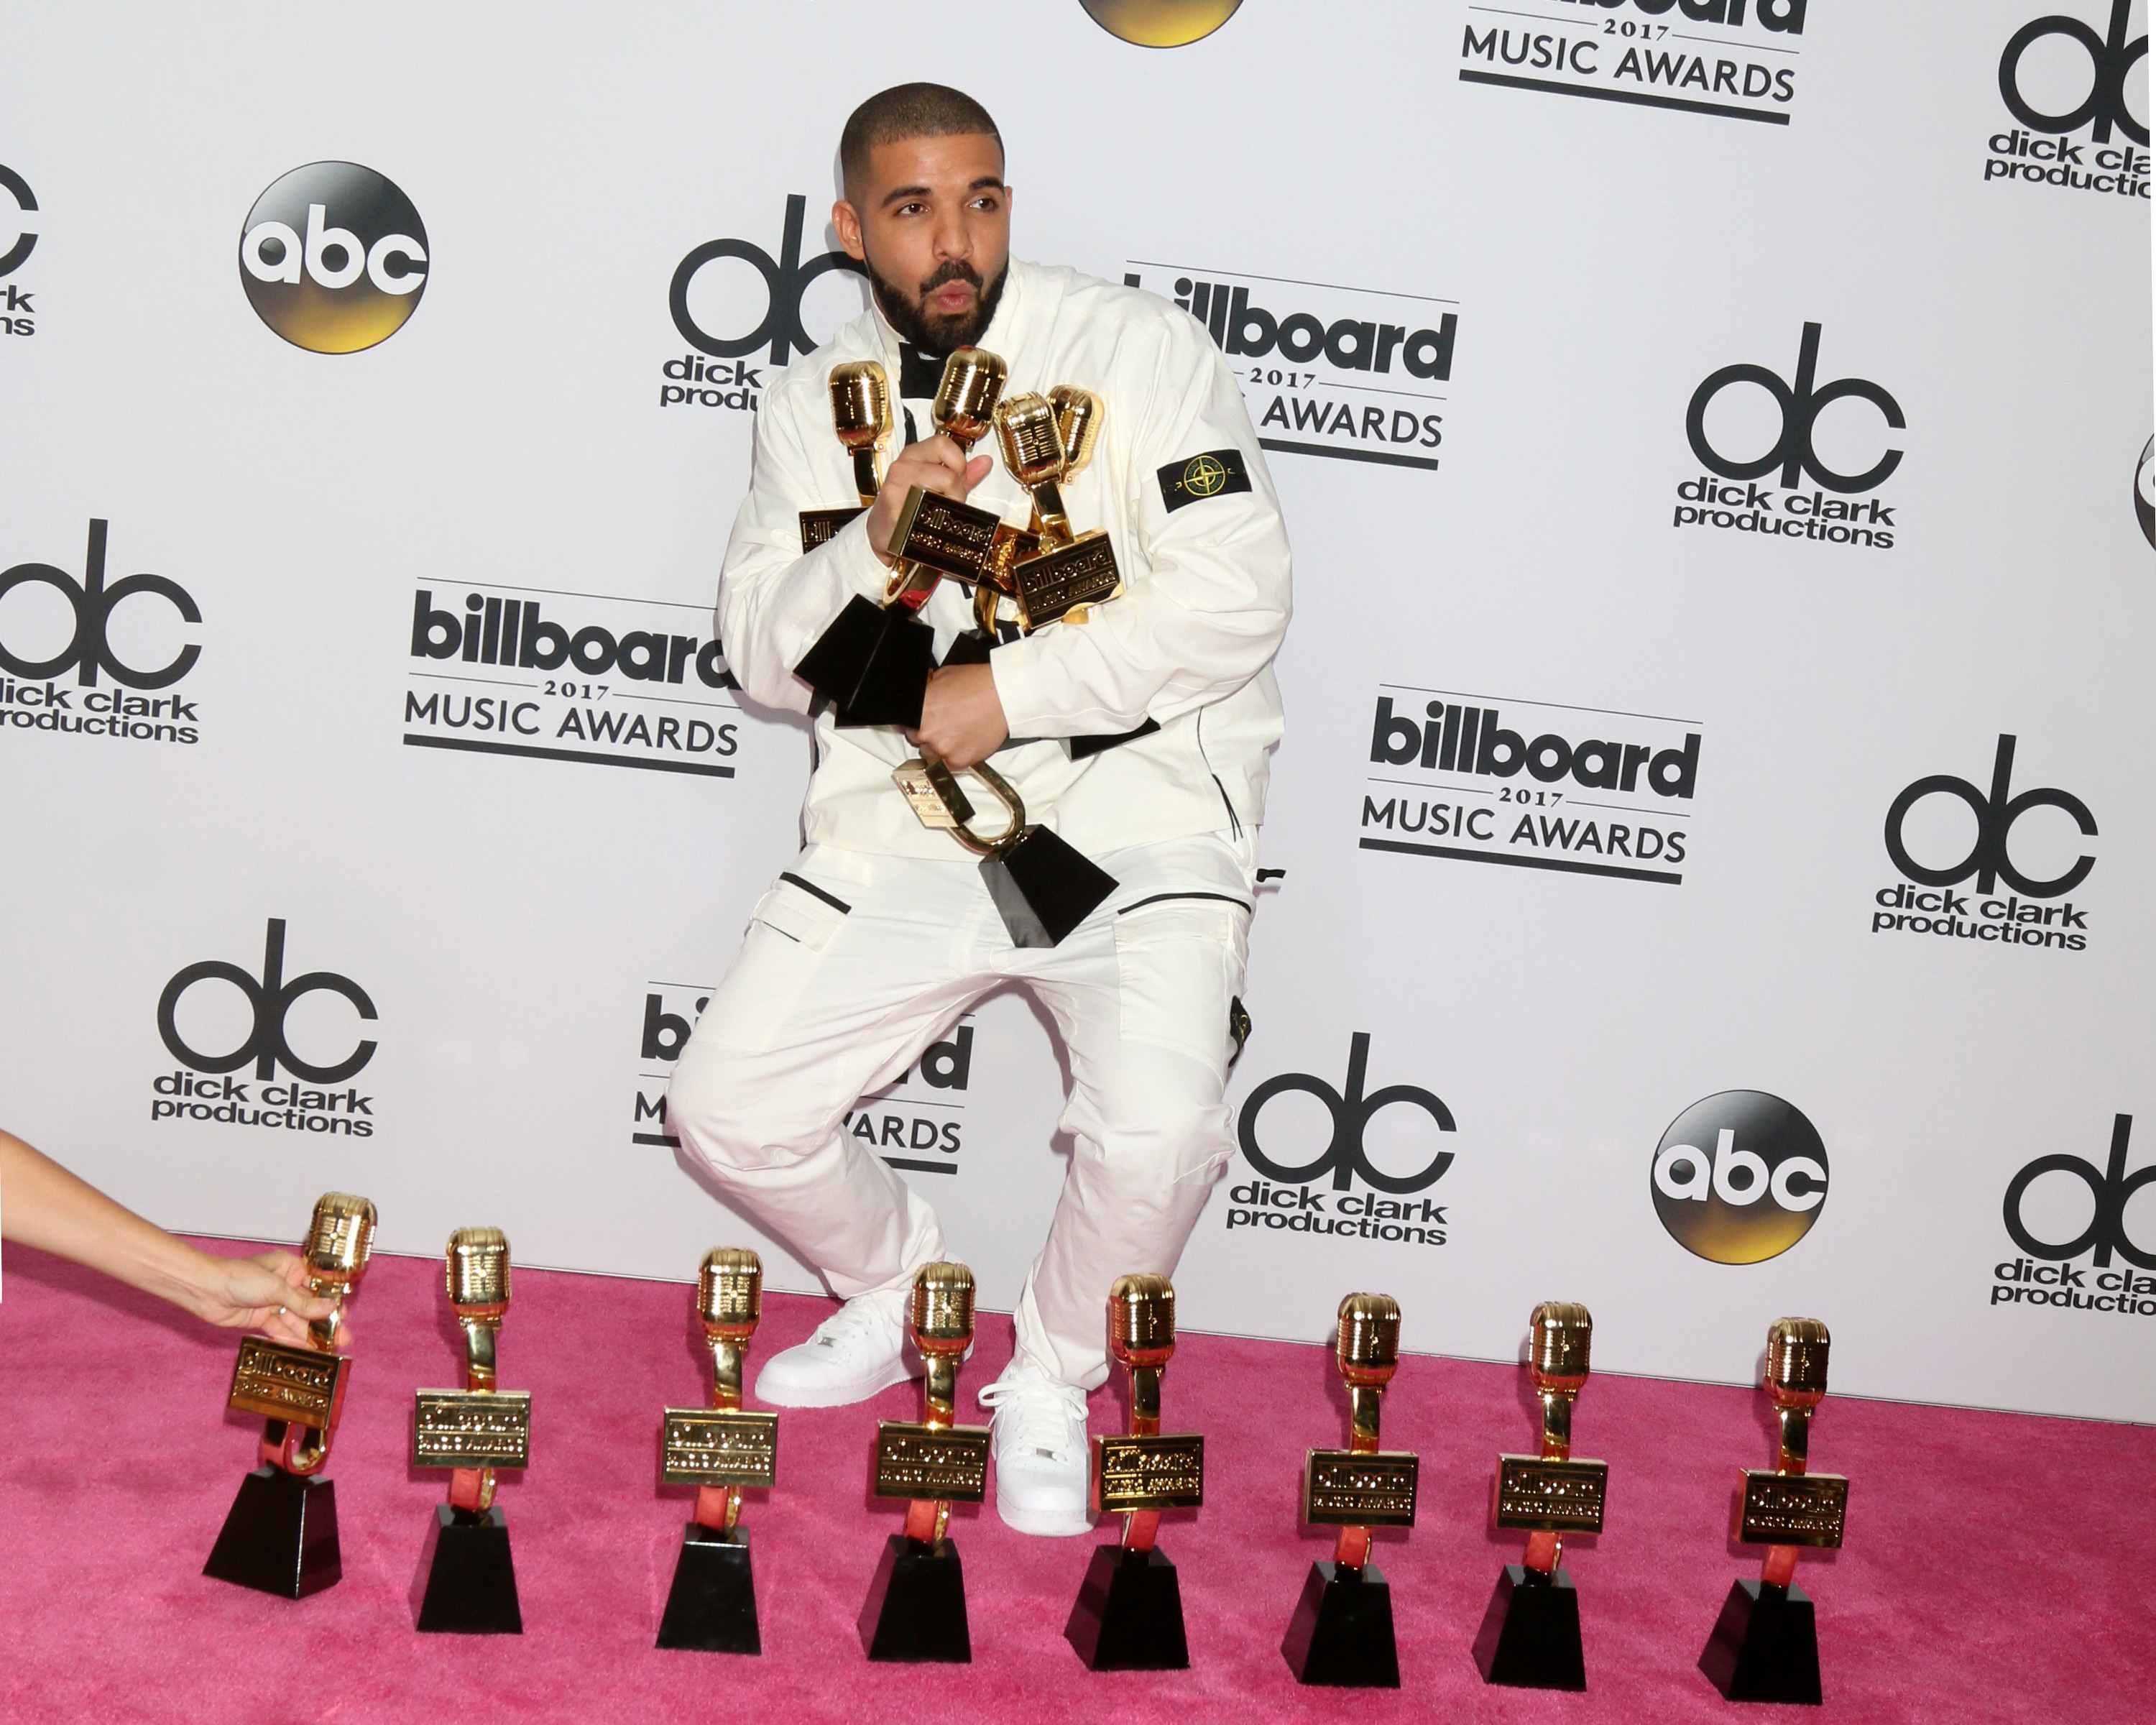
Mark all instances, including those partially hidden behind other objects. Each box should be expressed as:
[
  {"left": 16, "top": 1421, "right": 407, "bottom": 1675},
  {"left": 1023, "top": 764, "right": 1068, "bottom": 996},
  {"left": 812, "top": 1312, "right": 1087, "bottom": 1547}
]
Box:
[
  {"left": 995, "top": 1498, "right": 1094, "bottom": 1537},
  {"left": 752, "top": 1355, "right": 914, "bottom": 1409}
]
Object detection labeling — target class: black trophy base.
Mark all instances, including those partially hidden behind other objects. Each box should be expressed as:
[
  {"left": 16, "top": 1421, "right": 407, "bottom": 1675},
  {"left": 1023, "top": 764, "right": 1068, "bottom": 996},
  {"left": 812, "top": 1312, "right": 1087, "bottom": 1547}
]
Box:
[
  {"left": 794, "top": 595, "right": 936, "bottom": 730},
  {"left": 415, "top": 1504, "right": 522, "bottom": 1634},
  {"left": 981, "top": 827, "right": 1117, "bottom": 948},
  {"left": 860, "top": 1534, "right": 970, "bottom": 1662},
  {"left": 656, "top": 1524, "right": 760, "bottom": 1654},
  {"left": 203, "top": 1465, "right": 341, "bottom": 1599},
  {"left": 941, "top": 628, "right": 995, "bottom": 668},
  {"left": 1699, "top": 1578, "right": 1822, "bottom": 1705},
  {"left": 1474, "top": 1563, "right": 1586, "bottom": 1690},
  {"left": 1281, "top": 1560, "right": 1399, "bottom": 1688},
  {"left": 1064, "top": 1545, "right": 1190, "bottom": 1671}
]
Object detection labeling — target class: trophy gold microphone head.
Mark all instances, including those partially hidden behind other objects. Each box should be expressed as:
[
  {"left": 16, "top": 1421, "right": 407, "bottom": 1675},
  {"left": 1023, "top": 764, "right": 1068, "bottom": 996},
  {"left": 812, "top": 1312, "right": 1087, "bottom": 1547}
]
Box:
[
  {"left": 934, "top": 348, "right": 1008, "bottom": 449},
  {"left": 1765, "top": 1316, "right": 1830, "bottom": 1408},
  {"left": 994, "top": 392, "right": 1066, "bottom": 487},
  {"left": 829, "top": 360, "right": 891, "bottom": 451},
  {"left": 910, "top": 1261, "right": 976, "bottom": 1357},
  {"left": 1048, "top": 387, "right": 1102, "bottom": 481},
  {"left": 446, "top": 1227, "right": 512, "bottom": 1320},
  {"left": 1335, "top": 1292, "right": 1401, "bottom": 1386},
  {"left": 1529, "top": 1300, "right": 1594, "bottom": 1393},
  {"left": 303, "top": 1192, "right": 377, "bottom": 1285},
  {"left": 1108, "top": 1273, "right": 1176, "bottom": 1370},
  {"left": 699, "top": 1247, "right": 762, "bottom": 1338}
]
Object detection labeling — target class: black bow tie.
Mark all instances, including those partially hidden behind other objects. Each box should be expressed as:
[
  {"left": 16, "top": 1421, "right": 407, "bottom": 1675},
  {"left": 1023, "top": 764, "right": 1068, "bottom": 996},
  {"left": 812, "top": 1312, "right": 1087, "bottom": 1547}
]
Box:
[{"left": 898, "top": 343, "right": 946, "bottom": 401}]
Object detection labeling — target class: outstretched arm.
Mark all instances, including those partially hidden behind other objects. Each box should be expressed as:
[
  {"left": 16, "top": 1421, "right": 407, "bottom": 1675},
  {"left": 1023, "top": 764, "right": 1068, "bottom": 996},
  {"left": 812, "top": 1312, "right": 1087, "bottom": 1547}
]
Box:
[{"left": 1, "top": 1130, "right": 332, "bottom": 1346}]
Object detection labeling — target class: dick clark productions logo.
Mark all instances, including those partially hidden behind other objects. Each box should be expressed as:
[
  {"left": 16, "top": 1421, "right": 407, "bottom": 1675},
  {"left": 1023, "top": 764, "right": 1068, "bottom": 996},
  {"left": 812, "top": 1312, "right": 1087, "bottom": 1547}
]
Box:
[
  {"left": 1651, "top": 1091, "right": 1829, "bottom": 1264},
  {"left": 239, "top": 162, "right": 428, "bottom": 353}
]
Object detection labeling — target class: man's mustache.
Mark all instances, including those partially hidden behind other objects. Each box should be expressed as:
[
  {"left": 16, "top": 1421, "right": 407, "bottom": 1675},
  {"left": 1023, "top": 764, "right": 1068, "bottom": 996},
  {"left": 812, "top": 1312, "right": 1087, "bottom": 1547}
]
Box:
[{"left": 919, "top": 261, "right": 983, "bottom": 297}]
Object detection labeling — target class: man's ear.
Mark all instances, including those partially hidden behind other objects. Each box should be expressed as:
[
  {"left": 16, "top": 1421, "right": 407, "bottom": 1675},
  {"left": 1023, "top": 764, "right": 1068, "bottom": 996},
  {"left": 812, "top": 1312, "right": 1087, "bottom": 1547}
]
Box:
[{"left": 832, "top": 200, "right": 865, "bottom": 262}]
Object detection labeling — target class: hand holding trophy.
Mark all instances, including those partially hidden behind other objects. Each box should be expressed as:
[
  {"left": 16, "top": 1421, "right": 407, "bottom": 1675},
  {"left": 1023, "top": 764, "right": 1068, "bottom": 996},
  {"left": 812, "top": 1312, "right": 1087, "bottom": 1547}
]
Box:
[{"left": 203, "top": 1192, "right": 375, "bottom": 1598}]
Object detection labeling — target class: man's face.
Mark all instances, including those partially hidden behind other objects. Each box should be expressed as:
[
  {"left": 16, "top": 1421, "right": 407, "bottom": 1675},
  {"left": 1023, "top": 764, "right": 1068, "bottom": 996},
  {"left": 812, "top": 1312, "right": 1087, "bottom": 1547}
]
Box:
[{"left": 834, "top": 132, "right": 1010, "bottom": 353}]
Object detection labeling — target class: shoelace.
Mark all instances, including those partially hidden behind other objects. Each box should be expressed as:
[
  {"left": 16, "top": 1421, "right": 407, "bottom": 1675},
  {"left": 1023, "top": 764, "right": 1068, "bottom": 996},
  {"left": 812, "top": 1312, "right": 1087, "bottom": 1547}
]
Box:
[
  {"left": 978, "top": 1379, "right": 1089, "bottom": 1460},
  {"left": 809, "top": 1296, "right": 900, "bottom": 1354}
]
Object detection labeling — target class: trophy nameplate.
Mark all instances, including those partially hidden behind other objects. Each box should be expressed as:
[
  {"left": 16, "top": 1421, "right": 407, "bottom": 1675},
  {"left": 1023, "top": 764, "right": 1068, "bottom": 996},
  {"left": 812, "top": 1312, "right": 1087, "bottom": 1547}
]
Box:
[
  {"left": 1303, "top": 1449, "right": 1419, "bottom": 1528},
  {"left": 413, "top": 1389, "right": 533, "bottom": 1471},
  {"left": 1092, "top": 1432, "right": 1205, "bottom": 1515},
  {"left": 888, "top": 487, "right": 1005, "bottom": 580},
  {"left": 1736, "top": 1469, "right": 1848, "bottom": 1548},
  {"left": 1493, "top": 1455, "right": 1609, "bottom": 1534},
  {"left": 799, "top": 505, "right": 866, "bottom": 552},
  {"left": 661, "top": 1408, "right": 779, "bottom": 1489},
  {"left": 872, "top": 1422, "right": 990, "bottom": 1502},
  {"left": 1013, "top": 533, "right": 1123, "bottom": 631},
  {"left": 228, "top": 1337, "right": 348, "bottom": 1427}
]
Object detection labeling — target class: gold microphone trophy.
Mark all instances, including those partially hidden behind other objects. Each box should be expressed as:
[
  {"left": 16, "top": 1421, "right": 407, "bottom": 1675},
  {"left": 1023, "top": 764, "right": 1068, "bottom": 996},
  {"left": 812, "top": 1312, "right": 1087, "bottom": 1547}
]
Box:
[
  {"left": 1474, "top": 1302, "right": 1608, "bottom": 1690},
  {"left": 793, "top": 351, "right": 1006, "bottom": 729},
  {"left": 414, "top": 1228, "right": 530, "bottom": 1634},
  {"left": 1699, "top": 1317, "right": 1846, "bottom": 1705},
  {"left": 1282, "top": 1293, "right": 1419, "bottom": 1686},
  {"left": 203, "top": 1192, "right": 376, "bottom": 1598},
  {"left": 860, "top": 1262, "right": 989, "bottom": 1662},
  {"left": 655, "top": 1248, "right": 778, "bottom": 1654},
  {"left": 1064, "top": 1275, "right": 1204, "bottom": 1670}
]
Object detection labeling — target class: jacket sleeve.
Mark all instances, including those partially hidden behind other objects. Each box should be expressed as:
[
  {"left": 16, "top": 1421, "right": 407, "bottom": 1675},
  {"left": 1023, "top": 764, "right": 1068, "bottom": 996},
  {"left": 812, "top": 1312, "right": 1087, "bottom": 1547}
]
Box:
[
  {"left": 715, "top": 374, "right": 890, "bottom": 715},
  {"left": 987, "top": 316, "right": 1292, "bottom": 739}
]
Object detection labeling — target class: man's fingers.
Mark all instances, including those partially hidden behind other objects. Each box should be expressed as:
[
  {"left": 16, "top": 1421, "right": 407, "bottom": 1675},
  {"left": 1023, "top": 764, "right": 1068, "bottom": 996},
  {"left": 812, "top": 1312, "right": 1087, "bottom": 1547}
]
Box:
[{"left": 960, "top": 455, "right": 992, "bottom": 494}]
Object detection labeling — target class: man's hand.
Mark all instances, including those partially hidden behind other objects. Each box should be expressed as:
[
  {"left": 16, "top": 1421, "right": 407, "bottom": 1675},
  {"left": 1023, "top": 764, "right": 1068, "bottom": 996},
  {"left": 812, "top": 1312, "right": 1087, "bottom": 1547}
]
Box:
[
  {"left": 864, "top": 434, "right": 993, "bottom": 567},
  {"left": 911, "top": 662, "right": 1008, "bottom": 770}
]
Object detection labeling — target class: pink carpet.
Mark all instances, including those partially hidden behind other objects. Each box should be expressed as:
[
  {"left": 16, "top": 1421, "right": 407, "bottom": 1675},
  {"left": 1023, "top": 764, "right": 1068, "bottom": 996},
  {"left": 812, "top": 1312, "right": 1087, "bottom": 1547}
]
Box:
[{"left": 1, "top": 1241, "right": 2148, "bottom": 1723}]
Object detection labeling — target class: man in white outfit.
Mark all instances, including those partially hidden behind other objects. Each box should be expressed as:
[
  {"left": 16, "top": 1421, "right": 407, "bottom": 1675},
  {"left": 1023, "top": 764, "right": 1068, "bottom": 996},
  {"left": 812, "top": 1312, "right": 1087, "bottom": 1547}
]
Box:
[{"left": 668, "top": 83, "right": 1290, "bottom": 1535}]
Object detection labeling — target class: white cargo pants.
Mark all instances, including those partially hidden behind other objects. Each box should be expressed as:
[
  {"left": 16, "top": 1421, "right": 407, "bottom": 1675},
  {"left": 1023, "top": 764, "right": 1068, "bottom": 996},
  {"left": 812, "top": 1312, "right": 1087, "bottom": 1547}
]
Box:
[{"left": 667, "top": 829, "right": 1255, "bottom": 1392}]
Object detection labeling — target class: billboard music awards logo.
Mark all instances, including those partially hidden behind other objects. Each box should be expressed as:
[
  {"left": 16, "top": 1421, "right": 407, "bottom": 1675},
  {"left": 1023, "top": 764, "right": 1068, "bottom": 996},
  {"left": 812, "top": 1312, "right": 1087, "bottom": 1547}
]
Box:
[
  {"left": 1, "top": 163, "right": 38, "bottom": 337},
  {"left": 239, "top": 162, "right": 428, "bottom": 353},
  {"left": 404, "top": 583, "right": 742, "bottom": 777},
  {"left": 1651, "top": 1091, "right": 1828, "bottom": 1264},
  {"left": 1871, "top": 734, "right": 2096, "bottom": 954},
  {"left": 632, "top": 985, "right": 975, "bottom": 1175},
  {"left": 1080, "top": 0, "right": 1242, "bottom": 47},
  {"left": 152, "top": 919, "right": 379, "bottom": 1137},
  {"left": 1122, "top": 265, "right": 1454, "bottom": 471},
  {"left": 1, "top": 519, "right": 203, "bottom": 745},
  {"left": 1225, "top": 1035, "right": 1455, "bottom": 1248},
  {"left": 1359, "top": 685, "right": 1700, "bottom": 884},
  {"left": 1674, "top": 323, "right": 1902, "bottom": 551},
  {"left": 660, "top": 194, "right": 866, "bottom": 413},
  {"left": 1986, "top": 1, "right": 2150, "bottom": 199},
  {"left": 1993, "top": 1114, "right": 2156, "bottom": 1317},
  {"left": 1459, "top": 0, "right": 1806, "bottom": 127}
]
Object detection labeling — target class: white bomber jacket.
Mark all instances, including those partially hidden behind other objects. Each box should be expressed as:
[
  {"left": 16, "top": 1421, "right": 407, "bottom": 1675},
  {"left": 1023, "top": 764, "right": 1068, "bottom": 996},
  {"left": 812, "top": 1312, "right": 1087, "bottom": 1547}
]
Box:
[{"left": 717, "top": 257, "right": 1291, "bottom": 859}]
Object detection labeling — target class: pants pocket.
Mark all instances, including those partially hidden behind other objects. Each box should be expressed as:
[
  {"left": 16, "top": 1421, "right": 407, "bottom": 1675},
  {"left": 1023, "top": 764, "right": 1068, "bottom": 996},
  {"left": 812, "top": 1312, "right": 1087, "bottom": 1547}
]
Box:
[
  {"left": 702, "top": 877, "right": 849, "bottom": 1053},
  {"left": 1112, "top": 898, "right": 1249, "bottom": 1072}
]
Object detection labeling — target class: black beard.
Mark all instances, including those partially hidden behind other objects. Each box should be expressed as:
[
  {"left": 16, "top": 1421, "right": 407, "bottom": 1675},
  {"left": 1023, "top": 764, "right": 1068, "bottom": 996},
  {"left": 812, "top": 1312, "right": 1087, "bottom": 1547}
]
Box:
[{"left": 867, "top": 255, "right": 1009, "bottom": 355}]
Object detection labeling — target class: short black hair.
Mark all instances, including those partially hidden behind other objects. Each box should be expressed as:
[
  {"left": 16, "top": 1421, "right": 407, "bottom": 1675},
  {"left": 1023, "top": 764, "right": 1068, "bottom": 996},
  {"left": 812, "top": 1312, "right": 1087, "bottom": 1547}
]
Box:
[{"left": 839, "top": 83, "right": 1004, "bottom": 203}]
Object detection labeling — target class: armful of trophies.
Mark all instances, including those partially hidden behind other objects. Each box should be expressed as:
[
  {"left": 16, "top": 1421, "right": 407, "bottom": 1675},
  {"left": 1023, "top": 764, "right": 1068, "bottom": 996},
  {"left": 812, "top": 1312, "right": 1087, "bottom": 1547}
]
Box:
[{"left": 791, "top": 348, "right": 1130, "bottom": 950}]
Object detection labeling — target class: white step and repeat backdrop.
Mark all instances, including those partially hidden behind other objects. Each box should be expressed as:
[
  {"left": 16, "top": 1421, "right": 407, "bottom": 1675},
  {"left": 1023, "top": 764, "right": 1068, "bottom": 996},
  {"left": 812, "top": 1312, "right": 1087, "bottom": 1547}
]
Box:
[{"left": 3, "top": 2, "right": 2150, "bottom": 1421}]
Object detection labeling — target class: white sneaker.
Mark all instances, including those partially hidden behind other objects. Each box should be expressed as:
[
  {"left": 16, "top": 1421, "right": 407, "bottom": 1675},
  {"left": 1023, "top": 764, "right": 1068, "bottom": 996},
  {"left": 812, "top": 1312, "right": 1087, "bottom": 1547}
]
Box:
[
  {"left": 753, "top": 1289, "right": 913, "bottom": 1408},
  {"left": 980, "top": 1364, "right": 1092, "bottom": 1537}
]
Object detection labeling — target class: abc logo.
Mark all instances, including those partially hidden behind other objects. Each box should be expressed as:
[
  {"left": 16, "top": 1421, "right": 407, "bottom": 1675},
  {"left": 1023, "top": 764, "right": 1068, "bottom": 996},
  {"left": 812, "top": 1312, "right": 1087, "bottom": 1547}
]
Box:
[
  {"left": 1081, "top": 0, "right": 1243, "bottom": 47},
  {"left": 1687, "top": 322, "right": 1904, "bottom": 496},
  {"left": 1651, "top": 1091, "right": 1828, "bottom": 1264},
  {"left": 239, "top": 162, "right": 428, "bottom": 354}
]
